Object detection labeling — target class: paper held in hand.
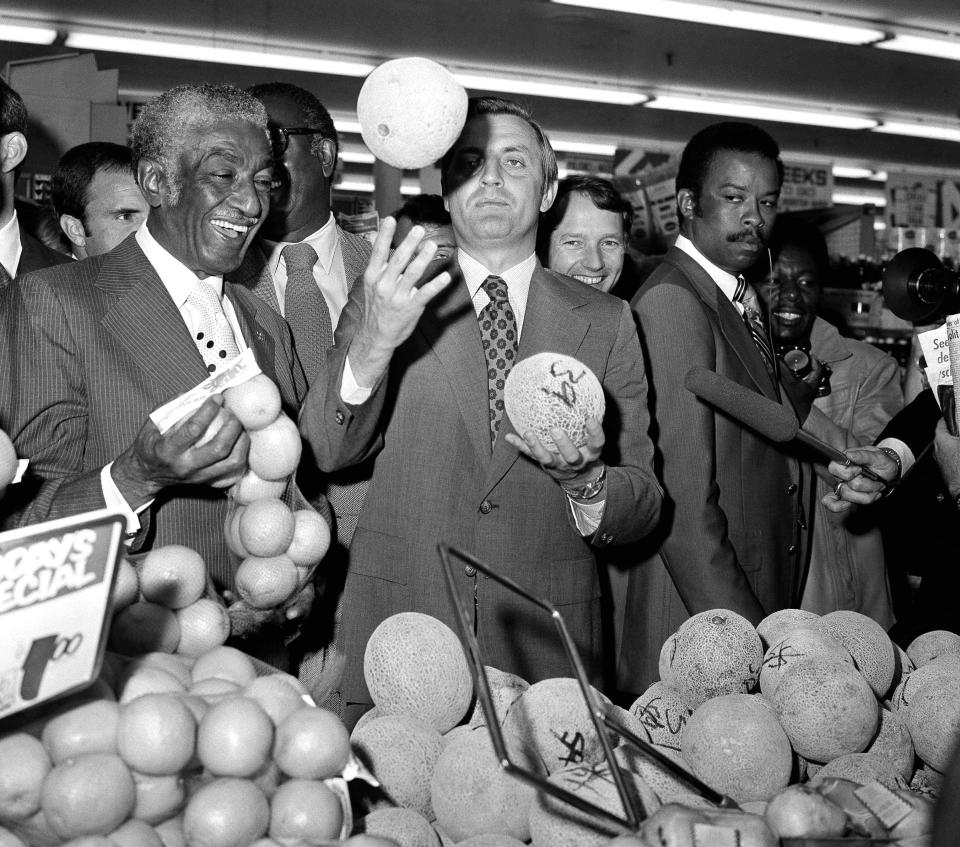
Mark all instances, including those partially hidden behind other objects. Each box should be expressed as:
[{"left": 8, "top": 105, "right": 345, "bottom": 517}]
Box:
[{"left": 148, "top": 349, "right": 262, "bottom": 434}]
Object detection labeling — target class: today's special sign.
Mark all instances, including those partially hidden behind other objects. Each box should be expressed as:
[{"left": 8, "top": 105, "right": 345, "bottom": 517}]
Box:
[{"left": 0, "top": 510, "right": 125, "bottom": 721}]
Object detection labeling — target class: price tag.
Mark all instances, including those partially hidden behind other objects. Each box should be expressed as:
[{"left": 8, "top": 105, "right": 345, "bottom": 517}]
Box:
[{"left": 0, "top": 509, "right": 125, "bottom": 721}]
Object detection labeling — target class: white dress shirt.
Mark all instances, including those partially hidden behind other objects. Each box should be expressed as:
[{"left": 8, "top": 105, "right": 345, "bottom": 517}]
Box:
[
  {"left": 675, "top": 233, "right": 746, "bottom": 315},
  {"left": 261, "top": 212, "right": 348, "bottom": 327},
  {"left": 101, "top": 222, "right": 250, "bottom": 533},
  {"left": 0, "top": 210, "right": 23, "bottom": 279}
]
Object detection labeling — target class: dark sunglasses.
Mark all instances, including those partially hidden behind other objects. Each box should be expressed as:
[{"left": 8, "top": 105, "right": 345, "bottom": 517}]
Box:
[{"left": 268, "top": 126, "right": 324, "bottom": 155}]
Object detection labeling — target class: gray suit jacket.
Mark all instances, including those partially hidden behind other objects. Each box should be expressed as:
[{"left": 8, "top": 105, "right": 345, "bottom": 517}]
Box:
[
  {"left": 300, "top": 264, "right": 662, "bottom": 707},
  {"left": 620, "top": 246, "right": 812, "bottom": 690},
  {"left": 1, "top": 234, "right": 306, "bottom": 592}
]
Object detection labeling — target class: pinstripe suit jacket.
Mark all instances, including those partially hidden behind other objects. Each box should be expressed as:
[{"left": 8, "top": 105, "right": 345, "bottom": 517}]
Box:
[
  {"left": 0, "top": 234, "right": 306, "bottom": 592},
  {"left": 300, "top": 264, "right": 663, "bottom": 707}
]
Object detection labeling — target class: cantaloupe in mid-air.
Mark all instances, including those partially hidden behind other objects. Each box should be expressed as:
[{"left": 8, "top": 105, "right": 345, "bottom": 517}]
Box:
[
  {"left": 364, "top": 612, "right": 473, "bottom": 733},
  {"left": 504, "top": 353, "right": 605, "bottom": 452}
]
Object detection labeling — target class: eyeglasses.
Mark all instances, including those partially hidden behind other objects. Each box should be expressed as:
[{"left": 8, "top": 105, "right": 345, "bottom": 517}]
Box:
[{"left": 267, "top": 126, "right": 324, "bottom": 155}]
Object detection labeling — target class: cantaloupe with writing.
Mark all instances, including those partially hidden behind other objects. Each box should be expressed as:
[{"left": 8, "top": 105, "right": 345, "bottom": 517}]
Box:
[
  {"left": 503, "top": 353, "right": 605, "bottom": 452},
  {"left": 772, "top": 657, "right": 878, "bottom": 763},
  {"left": 758, "top": 626, "right": 852, "bottom": 698},
  {"left": 756, "top": 608, "right": 819, "bottom": 649},
  {"left": 817, "top": 610, "right": 896, "bottom": 697},
  {"left": 681, "top": 693, "right": 792, "bottom": 803},
  {"left": 357, "top": 57, "right": 467, "bottom": 171},
  {"left": 364, "top": 613, "right": 472, "bottom": 734},
  {"left": 627, "top": 681, "right": 693, "bottom": 752},
  {"left": 659, "top": 610, "right": 762, "bottom": 708}
]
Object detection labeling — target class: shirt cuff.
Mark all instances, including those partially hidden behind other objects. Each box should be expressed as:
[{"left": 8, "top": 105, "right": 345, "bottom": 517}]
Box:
[
  {"left": 568, "top": 495, "right": 606, "bottom": 536},
  {"left": 101, "top": 463, "right": 153, "bottom": 536},
  {"left": 340, "top": 355, "right": 373, "bottom": 405},
  {"left": 877, "top": 437, "right": 915, "bottom": 477}
]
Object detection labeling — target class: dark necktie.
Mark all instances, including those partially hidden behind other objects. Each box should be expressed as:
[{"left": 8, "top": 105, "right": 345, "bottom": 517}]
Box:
[
  {"left": 478, "top": 275, "right": 518, "bottom": 448},
  {"left": 187, "top": 281, "right": 241, "bottom": 373},
  {"left": 735, "top": 275, "right": 776, "bottom": 376},
  {"left": 0, "top": 262, "right": 11, "bottom": 287},
  {"left": 282, "top": 242, "right": 331, "bottom": 385}
]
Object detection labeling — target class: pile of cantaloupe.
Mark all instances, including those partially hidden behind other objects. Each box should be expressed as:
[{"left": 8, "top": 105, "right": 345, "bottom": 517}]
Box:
[{"left": 344, "top": 609, "right": 954, "bottom": 847}]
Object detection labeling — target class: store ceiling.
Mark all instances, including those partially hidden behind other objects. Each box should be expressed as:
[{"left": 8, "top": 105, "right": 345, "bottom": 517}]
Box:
[{"left": 1, "top": 0, "right": 959, "bottom": 175}]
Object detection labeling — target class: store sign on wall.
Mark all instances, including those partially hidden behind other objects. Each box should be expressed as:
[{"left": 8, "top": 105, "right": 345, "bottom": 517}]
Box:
[
  {"left": 778, "top": 162, "right": 834, "bottom": 211},
  {"left": 0, "top": 510, "right": 125, "bottom": 720}
]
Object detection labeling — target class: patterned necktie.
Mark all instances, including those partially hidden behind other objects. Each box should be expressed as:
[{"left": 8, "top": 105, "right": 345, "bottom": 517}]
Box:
[
  {"left": 282, "top": 242, "right": 331, "bottom": 385},
  {"left": 734, "top": 275, "right": 776, "bottom": 376},
  {"left": 478, "top": 275, "right": 518, "bottom": 448},
  {"left": 0, "top": 262, "right": 12, "bottom": 287},
  {"left": 187, "top": 281, "right": 241, "bottom": 374}
]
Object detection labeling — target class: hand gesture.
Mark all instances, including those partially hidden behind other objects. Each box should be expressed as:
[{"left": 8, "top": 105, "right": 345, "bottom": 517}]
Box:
[
  {"left": 821, "top": 445, "right": 898, "bottom": 513},
  {"left": 505, "top": 417, "right": 606, "bottom": 495}
]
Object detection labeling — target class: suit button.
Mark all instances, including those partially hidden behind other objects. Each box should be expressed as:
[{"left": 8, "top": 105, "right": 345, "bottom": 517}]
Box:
[
  {"left": 786, "top": 483, "right": 798, "bottom": 495},
  {"left": 936, "top": 492, "right": 946, "bottom": 503},
  {"left": 788, "top": 544, "right": 798, "bottom": 554},
  {"left": 464, "top": 565, "right": 477, "bottom": 577},
  {"left": 479, "top": 500, "right": 493, "bottom": 515},
  {"left": 334, "top": 411, "right": 345, "bottom": 425}
]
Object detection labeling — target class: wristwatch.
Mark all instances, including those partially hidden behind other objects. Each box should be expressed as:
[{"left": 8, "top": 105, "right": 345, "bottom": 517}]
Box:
[
  {"left": 877, "top": 446, "right": 902, "bottom": 483},
  {"left": 562, "top": 464, "right": 607, "bottom": 500}
]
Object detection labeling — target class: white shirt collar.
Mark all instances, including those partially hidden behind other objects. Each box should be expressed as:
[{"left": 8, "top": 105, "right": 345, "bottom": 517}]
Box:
[
  {"left": 0, "top": 210, "right": 23, "bottom": 278},
  {"left": 675, "top": 233, "right": 741, "bottom": 305},
  {"left": 264, "top": 211, "right": 338, "bottom": 275},
  {"left": 459, "top": 248, "right": 537, "bottom": 300},
  {"left": 136, "top": 221, "right": 224, "bottom": 307}
]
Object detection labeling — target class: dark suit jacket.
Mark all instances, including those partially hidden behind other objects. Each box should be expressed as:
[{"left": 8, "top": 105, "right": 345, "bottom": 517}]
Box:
[
  {"left": 300, "top": 264, "right": 662, "bottom": 706},
  {"left": 621, "top": 245, "right": 812, "bottom": 689},
  {"left": 1, "top": 235, "right": 306, "bottom": 593},
  {"left": 18, "top": 224, "right": 71, "bottom": 277}
]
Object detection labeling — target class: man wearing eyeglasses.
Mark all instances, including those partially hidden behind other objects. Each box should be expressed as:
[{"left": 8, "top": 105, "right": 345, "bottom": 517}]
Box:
[{"left": 228, "top": 82, "right": 372, "bottom": 386}]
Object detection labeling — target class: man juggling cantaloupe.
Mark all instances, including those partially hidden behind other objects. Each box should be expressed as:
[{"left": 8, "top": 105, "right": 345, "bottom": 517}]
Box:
[{"left": 300, "top": 92, "right": 662, "bottom": 726}]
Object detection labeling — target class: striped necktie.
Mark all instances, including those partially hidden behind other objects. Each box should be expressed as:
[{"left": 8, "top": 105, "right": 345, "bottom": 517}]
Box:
[{"left": 734, "top": 275, "right": 776, "bottom": 376}]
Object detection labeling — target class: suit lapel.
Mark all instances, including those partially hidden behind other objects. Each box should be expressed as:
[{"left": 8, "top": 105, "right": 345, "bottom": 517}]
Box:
[
  {"left": 667, "top": 249, "right": 778, "bottom": 400},
  {"left": 484, "top": 266, "right": 591, "bottom": 493},
  {"left": 98, "top": 238, "right": 210, "bottom": 402},
  {"left": 229, "top": 241, "right": 282, "bottom": 314}
]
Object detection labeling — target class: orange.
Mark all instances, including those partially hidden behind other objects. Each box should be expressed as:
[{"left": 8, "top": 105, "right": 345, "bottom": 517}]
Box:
[
  {"left": 237, "top": 498, "right": 295, "bottom": 558},
  {"left": 109, "top": 601, "right": 180, "bottom": 656},
  {"left": 0, "top": 733, "right": 52, "bottom": 821},
  {"left": 108, "top": 817, "right": 165, "bottom": 847},
  {"left": 139, "top": 546, "right": 208, "bottom": 610},
  {"left": 126, "top": 653, "right": 194, "bottom": 689},
  {"left": 191, "top": 646, "right": 257, "bottom": 688},
  {"left": 0, "top": 428, "right": 17, "bottom": 492},
  {"left": 40, "top": 753, "right": 135, "bottom": 839},
  {"left": 196, "top": 698, "right": 274, "bottom": 777},
  {"left": 235, "top": 554, "right": 299, "bottom": 609},
  {"left": 223, "top": 506, "right": 249, "bottom": 558},
  {"left": 118, "top": 666, "right": 187, "bottom": 705},
  {"left": 268, "top": 778, "right": 344, "bottom": 842},
  {"left": 273, "top": 706, "right": 351, "bottom": 779},
  {"left": 230, "top": 469, "right": 286, "bottom": 506},
  {"left": 174, "top": 599, "right": 231, "bottom": 658},
  {"left": 188, "top": 677, "right": 243, "bottom": 701},
  {"left": 41, "top": 698, "right": 119, "bottom": 763},
  {"left": 112, "top": 558, "right": 140, "bottom": 612},
  {"left": 131, "top": 771, "right": 186, "bottom": 825},
  {"left": 285, "top": 509, "right": 331, "bottom": 568},
  {"left": 247, "top": 414, "right": 302, "bottom": 481},
  {"left": 242, "top": 674, "right": 308, "bottom": 726},
  {"left": 223, "top": 374, "right": 282, "bottom": 432},
  {"left": 117, "top": 693, "right": 196, "bottom": 776},
  {"left": 249, "top": 760, "right": 282, "bottom": 800},
  {"left": 152, "top": 815, "right": 185, "bottom": 847},
  {"left": 177, "top": 694, "right": 210, "bottom": 725},
  {"left": 182, "top": 778, "right": 269, "bottom": 847}
]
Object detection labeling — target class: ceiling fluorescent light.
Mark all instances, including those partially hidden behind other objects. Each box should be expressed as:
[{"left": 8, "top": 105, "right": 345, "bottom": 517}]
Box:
[
  {"left": 876, "top": 33, "right": 960, "bottom": 62},
  {"left": 333, "top": 119, "right": 363, "bottom": 135},
  {"left": 335, "top": 179, "right": 419, "bottom": 196},
  {"left": 550, "top": 0, "right": 885, "bottom": 45},
  {"left": 550, "top": 138, "right": 618, "bottom": 156},
  {"left": 0, "top": 22, "right": 58, "bottom": 45},
  {"left": 832, "top": 166, "right": 888, "bottom": 181},
  {"left": 872, "top": 121, "right": 960, "bottom": 143},
  {"left": 64, "top": 31, "right": 375, "bottom": 76},
  {"left": 454, "top": 72, "right": 646, "bottom": 105},
  {"left": 833, "top": 190, "right": 886, "bottom": 207},
  {"left": 646, "top": 95, "right": 877, "bottom": 130},
  {"left": 339, "top": 150, "right": 375, "bottom": 164}
]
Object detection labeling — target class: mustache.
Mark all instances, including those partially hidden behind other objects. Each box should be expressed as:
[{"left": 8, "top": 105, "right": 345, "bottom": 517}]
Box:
[{"left": 727, "top": 228, "right": 766, "bottom": 244}]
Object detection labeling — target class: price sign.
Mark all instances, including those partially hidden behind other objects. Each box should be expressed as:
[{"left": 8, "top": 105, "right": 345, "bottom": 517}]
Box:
[{"left": 0, "top": 509, "right": 125, "bottom": 720}]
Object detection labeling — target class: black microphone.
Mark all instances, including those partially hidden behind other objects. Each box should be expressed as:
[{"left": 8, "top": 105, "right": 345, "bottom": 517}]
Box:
[{"left": 683, "top": 367, "right": 882, "bottom": 480}]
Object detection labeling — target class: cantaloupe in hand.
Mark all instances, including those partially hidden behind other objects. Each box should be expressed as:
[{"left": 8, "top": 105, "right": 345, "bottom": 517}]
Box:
[
  {"left": 357, "top": 57, "right": 467, "bottom": 170},
  {"left": 503, "top": 353, "right": 605, "bottom": 452},
  {"left": 431, "top": 726, "right": 540, "bottom": 842},
  {"left": 817, "top": 610, "right": 896, "bottom": 697},
  {"left": 659, "top": 609, "right": 762, "bottom": 708},
  {"left": 627, "top": 682, "right": 693, "bottom": 752},
  {"left": 759, "top": 626, "right": 852, "bottom": 698},
  {"left": 898, "top": 655, "right": 960, "bottom": 772},
  {"left": 364, "top": 612, "right": 472, "bottom": 733},
  {"left": 681, "top": 693, "right": 792, "bottom": 803},
  {"left": 772, "top": 657, "right": 878, "bottom": 763}
]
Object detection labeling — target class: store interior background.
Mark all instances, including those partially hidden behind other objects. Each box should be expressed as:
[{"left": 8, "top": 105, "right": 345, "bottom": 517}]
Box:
[{"left": 2, "top": 0, "right": 959, "bottom": 358}]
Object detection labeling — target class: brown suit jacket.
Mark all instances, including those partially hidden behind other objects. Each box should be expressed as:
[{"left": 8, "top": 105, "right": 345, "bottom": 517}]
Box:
[
  {"left": 300, "top": 264, "right": 663, "bottom": 709},
  {"left": 620, "top": 245, "right": 813, "bottom": 691}
]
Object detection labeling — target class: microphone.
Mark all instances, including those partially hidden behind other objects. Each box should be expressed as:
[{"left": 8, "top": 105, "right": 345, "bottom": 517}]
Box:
[{"left": 683, "top": 367, "right": 882, "bottom": 480}]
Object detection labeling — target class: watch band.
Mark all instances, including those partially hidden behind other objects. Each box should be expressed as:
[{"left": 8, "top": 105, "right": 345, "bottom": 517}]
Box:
[
  {"left": 562, "top": 464, "right": 607, "bottom": 500},
  {"left": 877, "top": 446, "right": 902, "bottom": 483}
]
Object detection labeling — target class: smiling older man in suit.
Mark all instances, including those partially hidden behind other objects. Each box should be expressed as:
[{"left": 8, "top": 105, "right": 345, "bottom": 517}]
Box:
[
  {"left": 301, "top": 96, "right": 662, "bottom": 724},
  {"left": 1, "top": 83, "right": 311, "bottom": 669}
]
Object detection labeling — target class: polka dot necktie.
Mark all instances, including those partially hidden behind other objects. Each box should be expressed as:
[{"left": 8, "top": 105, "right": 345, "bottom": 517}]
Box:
[
  {"left": 734, "top": 275, "right": 776, "bottom": 377},
  {"left": 187, "top": 280, "right": 241, "bottom": 374},
  {"left": 282, "top": 242, "right": 331, "bottom": 385},
  {"left": 478, "top": 275, "right": 518, "bottom": 449}
]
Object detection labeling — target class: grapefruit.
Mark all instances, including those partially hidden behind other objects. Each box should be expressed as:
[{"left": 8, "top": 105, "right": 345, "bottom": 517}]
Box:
[
  {"left": 237, "top": 498, "right": 295, "bottom": 558},
  {"left": 247, "top": 414, "right": 301, "bottom": 481},
  {"left": 138, "top": 546, "right": 207, "bottom": 610},
  {"left": 182, "top": 778, "right": 269, "bottom": 847},
  {"left": 268, "top": 778, "right": 343, "bottom": 843},
  {"left": 230, "top": 469, "right": 286, "bottom": 506},
  {"left": 0, "top": 733, "right": 52, "bottom": 822},
  {"left": 116, "top": 693, "right": 196, "bottom": 776},
  {"left": 39, "top": 753, "right": 135, "bottom": 840},
  {"left": 174, "top": 598, "right": 231, "bottom": 658},
  {"left": 41, "top": 698, "right": 119, "bottom": 763},
  {"left": 272, "top": 706, "right": 351, "bottom": 779},
  {"left": 0, "top": 428, "right": 17, "bottom": 493},
  {"left": 112, "top": 558, "right": 140, "bottom": 612},
  {"left": 235, "top": 554, "right": 299, "bottom": 608},
  {"left": 109, "top": 601, "right": 180, "bottom": 655},
  {"left": 196, "top": 697, "right": 274, "bottom": 777},
  {"left": 191, "top": 646, "right": 257, "bottom": 688},
  {"left": 222, "top": 373, "right": 281, "bottom": 431},
  {"left": 285, "top": 508, "right": 331, "bottom": 568}
]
